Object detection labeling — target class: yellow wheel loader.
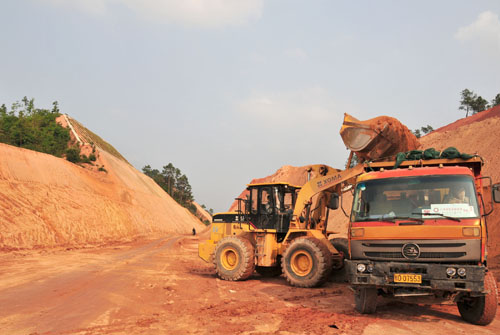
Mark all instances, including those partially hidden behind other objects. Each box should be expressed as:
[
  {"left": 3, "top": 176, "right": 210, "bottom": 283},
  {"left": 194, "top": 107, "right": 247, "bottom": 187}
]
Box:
[{"left": 199, "top": 167, "right": 363, "bottom": 287}]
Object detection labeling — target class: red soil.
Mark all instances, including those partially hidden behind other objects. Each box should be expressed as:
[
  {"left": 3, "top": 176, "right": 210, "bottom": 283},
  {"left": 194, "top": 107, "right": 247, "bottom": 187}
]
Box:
[{"left": 0, "top": 117, "right": 205, "bottom": 250}]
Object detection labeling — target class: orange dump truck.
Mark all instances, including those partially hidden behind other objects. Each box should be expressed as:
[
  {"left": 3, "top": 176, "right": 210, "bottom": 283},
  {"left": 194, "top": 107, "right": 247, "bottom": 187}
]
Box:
[{"left": 344, "top": 157, "right": 499, "bottom": 325}]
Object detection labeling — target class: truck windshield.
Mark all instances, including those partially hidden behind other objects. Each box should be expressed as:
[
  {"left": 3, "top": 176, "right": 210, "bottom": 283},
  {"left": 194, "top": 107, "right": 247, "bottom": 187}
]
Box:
[{"left": 351, "top": 175, "right": 479, "bottom": 222}]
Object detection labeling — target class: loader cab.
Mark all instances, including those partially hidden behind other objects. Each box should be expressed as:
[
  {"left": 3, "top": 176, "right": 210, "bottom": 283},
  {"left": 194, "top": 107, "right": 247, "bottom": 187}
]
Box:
[{"left": 246, "top": 183, "right": 300, "bottom": 234}]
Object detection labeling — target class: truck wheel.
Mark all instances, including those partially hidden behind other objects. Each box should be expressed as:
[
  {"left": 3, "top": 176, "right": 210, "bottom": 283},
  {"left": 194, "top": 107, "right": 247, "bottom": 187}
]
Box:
[
  {"left": 282, "top": 236, "right": 332, "bottom": 288},
  {"left": 457, "top": 271, "right": 498, "bottom": 325},
  {"left": 214, "top": 236, "right": 255, "bottom": 281},
  {"left": 354, "top": 287, "right": 378, "bottom": 314}
]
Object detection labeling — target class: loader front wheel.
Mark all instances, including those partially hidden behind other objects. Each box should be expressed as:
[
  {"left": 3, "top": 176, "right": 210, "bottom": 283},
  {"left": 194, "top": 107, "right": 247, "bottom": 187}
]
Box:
[
  {"left": 457, "top": 271, "right": 498, "bottom": 325},
  {"left": 282, "top": 236, "right": 332, "bottom": 288},
  {"left": 214, "top": 236, "right": 255, "bottom": 281}
]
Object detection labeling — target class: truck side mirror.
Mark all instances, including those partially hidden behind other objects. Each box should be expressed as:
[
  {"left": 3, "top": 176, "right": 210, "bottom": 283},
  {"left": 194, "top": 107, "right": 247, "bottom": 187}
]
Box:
[
  {"left": 493, "top": 184, "right": 500, "bottom": 203},
  {"left": 328, "top": 193, "right": 340, "bottom": 210}
]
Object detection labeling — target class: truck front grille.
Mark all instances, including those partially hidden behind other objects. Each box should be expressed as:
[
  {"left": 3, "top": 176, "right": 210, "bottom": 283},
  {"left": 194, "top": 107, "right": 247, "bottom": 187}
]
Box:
[
  {"left": 365, "top": 251, "right": 467, "bottom": 259},
  {"left": 351, "top": 239, "right": 480, "bottom": 262}
]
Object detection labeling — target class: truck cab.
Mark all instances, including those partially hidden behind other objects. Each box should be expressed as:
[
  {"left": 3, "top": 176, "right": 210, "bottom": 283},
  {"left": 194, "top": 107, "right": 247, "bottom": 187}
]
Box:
[{"left": 345, "top": 157, "right": 498, "bottom": 325}]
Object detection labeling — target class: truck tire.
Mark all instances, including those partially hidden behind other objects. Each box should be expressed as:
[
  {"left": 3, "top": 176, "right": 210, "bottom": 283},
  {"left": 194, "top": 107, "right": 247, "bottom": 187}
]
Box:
[
  {"left": 214, "top": 236, "right": 255, "bottom": 281},
  {"left": 457, "top": 271, "right": 498, "bottom": 325},
  {"left": 282, "top": 236, "right": 332, "bottom": 288},
  {"left": 354, "top": 287, "right": 378, "bottom": 314}
]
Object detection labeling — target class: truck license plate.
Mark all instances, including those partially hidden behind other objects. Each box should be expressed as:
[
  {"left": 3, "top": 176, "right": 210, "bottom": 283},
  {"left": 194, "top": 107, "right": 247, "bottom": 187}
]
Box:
[{"left": 394, "top": 273, "right": 422, "bottom": 284}]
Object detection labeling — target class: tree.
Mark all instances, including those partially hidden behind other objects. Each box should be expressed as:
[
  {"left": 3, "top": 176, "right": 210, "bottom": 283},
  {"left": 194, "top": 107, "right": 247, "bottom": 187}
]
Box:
[
  {"left": 459, "top": 89, "right": 476, "bottom": 117},
  {"left": 412, "top": 125, "right": 433, "bottom": 138},
  {"left": 471, "top": 96, "right": 489, "bottom": 114},
  {"left": 143, "top": 162, "right": 198, "bottom": 215},
  {"left": 0, "top": 97, "right": 70, "bottom": 157},
  {"left": 491, "top": 93, "right": 500, "bottom": 108},
  {"left": 459, "top": 89, "right": 491, "bottom": 116}
]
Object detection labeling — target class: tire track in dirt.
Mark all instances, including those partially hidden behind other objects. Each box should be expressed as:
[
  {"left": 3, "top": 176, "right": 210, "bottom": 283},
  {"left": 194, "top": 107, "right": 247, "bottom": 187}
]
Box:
[{"left": 0, "top": 235, "right": 181, "bottom": 334}]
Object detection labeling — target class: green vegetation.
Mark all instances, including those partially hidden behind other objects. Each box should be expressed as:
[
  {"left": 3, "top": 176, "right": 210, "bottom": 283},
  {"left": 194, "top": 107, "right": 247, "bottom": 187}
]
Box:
[
  {"left": 412, "top": 125, "right": 434, "bottom": 138},
  {"left": 200, "top": 204, "right": 214, "bottom": 216},
  {"left": 65, "top": 147, "right": 82, "bottom": 163},
  {"left": 142, "top": 163, "right": 198, "bottom": 215},
  {"left": 459, "top": 89, "right": 500, "bottom": 117},
  {"left": 0, "top": 97, "right": 70, "bottom": 157}
]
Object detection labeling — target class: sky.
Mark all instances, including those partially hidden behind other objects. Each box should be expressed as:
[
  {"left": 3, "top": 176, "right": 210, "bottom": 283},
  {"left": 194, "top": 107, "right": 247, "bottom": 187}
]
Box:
[{"left": 1, "top": 1, "right": 500, "bottom": 213}]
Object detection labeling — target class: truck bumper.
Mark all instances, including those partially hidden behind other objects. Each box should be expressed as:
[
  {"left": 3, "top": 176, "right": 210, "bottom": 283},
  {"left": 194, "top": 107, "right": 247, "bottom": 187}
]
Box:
[{"left": 345, "top": 260, "right": 485, "bottom": 293}]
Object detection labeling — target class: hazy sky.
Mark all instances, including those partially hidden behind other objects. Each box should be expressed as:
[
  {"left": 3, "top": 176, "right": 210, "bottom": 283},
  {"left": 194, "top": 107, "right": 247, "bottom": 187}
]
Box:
[{"left": 1, "top": 1, "right": 500, "bottom": 213}]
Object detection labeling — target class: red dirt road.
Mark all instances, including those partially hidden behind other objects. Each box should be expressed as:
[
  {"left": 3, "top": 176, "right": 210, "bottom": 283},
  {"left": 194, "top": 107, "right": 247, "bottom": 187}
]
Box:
[{"left": 1, "top": 235, "right": 499, "bottom": 335}]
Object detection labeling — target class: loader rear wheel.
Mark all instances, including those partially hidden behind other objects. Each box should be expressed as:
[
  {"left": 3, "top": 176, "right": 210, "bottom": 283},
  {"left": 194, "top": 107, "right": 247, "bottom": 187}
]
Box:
[
  {"left": 457, "top": 271, "right": 498, "bottom": 325},
  {"left": 354, "top": 287, "right": 378, "bottom": 314},
  {"left": 214, "top": 236, "right": 255, "bottom": 281},
  {"left": 282, "top": 236, "right": 332, "bottom": 288}
]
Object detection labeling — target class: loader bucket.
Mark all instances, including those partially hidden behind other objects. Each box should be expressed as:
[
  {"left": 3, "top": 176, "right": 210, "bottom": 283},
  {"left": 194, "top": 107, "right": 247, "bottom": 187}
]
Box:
[{"left": 340, "top": 113, "right": 419, "bottom": 162}]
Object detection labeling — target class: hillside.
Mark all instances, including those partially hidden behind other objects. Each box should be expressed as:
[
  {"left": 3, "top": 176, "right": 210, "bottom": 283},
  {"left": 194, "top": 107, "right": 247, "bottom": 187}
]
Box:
[{"left": 0, "top": 116, "right": 205, "bottom": 250}]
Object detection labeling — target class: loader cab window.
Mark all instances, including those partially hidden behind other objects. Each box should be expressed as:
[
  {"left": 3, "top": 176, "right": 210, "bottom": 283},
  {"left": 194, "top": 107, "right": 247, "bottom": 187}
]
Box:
[
  {"left": 283, "top": 192, "right": 294, "bottom": 210},
  {"left": 250, "top": 188, "right": 259, "bottom": 214},
  {"left": 351, "top": 175, "right": 479, "bottom": 222},
  {"left": 260, "top": 188, "right": 274, "bottom": 214}
]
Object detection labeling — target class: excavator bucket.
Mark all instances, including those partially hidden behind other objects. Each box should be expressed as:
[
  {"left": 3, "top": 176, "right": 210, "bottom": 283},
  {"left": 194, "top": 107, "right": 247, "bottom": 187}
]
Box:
[{"left": 340, "top": 113, "right": 419, "bottom": 162}]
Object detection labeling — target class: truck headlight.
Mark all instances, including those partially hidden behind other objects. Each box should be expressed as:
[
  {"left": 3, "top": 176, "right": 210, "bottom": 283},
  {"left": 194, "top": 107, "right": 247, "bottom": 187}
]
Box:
[
  {"left": 462, "top": 227, "right": 479, "bottom": 237},
  {"left": 446, "top": 267, "right": 456, "bottom": 277},
  {"left": 351, "top": 228, "right": 365, "bottom": 237},
  {"left": 457, "top": 268, "right": 466, "bottom": 277},
  {"left": 367, "top": 264, "right": 374, "bottom": 273},
  {"left": 357, "top": 264, "right": 366, "bottom": 273}
]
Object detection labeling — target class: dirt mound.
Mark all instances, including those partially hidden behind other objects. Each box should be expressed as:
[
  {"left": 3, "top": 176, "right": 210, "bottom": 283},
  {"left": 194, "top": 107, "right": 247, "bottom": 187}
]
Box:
[
  {"left": 431, "top": 105, "right": 500, "bottom": 134},
  {"left": 0, "top": 117, "right": 205, "bottom": 250}
]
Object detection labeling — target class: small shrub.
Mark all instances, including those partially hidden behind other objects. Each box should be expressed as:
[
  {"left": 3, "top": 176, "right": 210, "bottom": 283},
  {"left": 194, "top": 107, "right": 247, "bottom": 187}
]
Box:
[
  {"left": 89, "top": 153, "right": 96, "bottom": 161},
  {"left": 98, "top": 166, "right": 107, "bottom": 173},
  {"left": 65, "top": 147, "right": 81, "bottom": 163},
  {"left": 80, "top": 154, "right": 91, "bottom": 164}
]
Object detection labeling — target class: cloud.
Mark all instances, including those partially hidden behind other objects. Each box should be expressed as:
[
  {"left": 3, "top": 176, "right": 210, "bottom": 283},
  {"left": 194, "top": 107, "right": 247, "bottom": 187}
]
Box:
[
  {"left": 42, "top": 0, "right": 108, "bottom": 15},
  {"left": 236, "top": 87, "right": 356, "bottom": 130},
  {"left": 39, "top": 0, "right": 264, "bottom": 27},
  {"left": 455, "top": 11, "right": 500, "bottom": 53},
  {"left": 284, "top": 48, "right": 308, "bottom": 61},
  {"left": 121, "top": 0, "right": 264, "bottom": 27}
]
